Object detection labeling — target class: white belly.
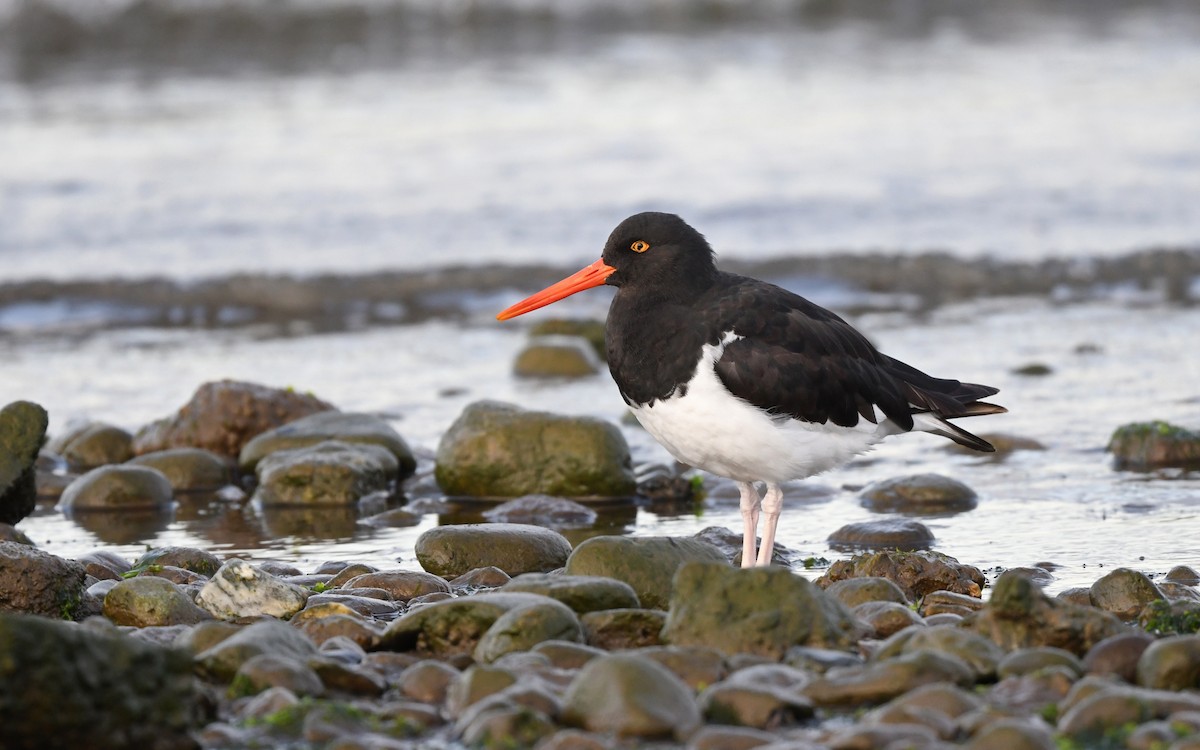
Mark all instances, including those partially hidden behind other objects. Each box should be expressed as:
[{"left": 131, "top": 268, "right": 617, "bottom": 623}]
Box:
[{"left": 628, "top": 339, "right": 901, "bottom": 484}]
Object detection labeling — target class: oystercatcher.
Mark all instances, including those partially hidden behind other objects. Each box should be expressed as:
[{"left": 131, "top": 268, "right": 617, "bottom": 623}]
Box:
[{"left": 497, "top": 212, "right": 1005, "bottom": 567}]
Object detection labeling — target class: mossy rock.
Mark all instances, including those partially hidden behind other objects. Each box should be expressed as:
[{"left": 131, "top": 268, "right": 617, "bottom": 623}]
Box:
[
  {"left": 0, "top": 401, "right": 48, "bottom": 526},
  {"left": 528, "top": 318, "right": 607, "bottom": 361},
  {"left": 435, "top": 401, "right": 636, "bottom": 499},
  {"left": 565, "top": 535, "right": 727, "bottom": 610},
  {"left": 513, "top": 337, "right": 602, "bottom": 378},
  {"left": 1108, "top": 421, "right": 1200, "bottom": 470}
]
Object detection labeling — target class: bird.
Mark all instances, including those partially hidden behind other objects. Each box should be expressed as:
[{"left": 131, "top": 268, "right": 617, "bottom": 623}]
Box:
[{"left": 497, "top": 212, "right": 1005, "bottom": 567}]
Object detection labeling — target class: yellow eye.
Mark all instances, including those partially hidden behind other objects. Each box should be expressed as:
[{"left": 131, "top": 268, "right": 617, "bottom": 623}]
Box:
[{"left": 630, "top": 240, "right": 650, "bottom": 253}]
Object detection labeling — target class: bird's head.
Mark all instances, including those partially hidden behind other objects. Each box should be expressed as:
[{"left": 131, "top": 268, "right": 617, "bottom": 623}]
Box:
[{"left": 496, "top": 212, "right": 717, "bottom": 320}]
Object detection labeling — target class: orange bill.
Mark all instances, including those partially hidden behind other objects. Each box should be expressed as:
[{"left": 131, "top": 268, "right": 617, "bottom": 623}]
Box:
[{"left": 496, "top": 258, "right": 616, "bottom": 320}]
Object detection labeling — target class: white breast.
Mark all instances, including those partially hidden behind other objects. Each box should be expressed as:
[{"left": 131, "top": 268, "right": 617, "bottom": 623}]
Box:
[{"left": 628, "top": 333, "right": 901, "bottom": 484}]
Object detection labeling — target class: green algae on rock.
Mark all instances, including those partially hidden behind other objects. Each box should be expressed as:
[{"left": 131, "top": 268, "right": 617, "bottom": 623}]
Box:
[
  {"left": 434, "top": 400, "right": 636, "bottom": 499},
  {"left": 0, "top": 400, "right": 48, "bottom": 526},
  {"left": 1108, "top": 420, "right": 1200, "bottom": 470}
]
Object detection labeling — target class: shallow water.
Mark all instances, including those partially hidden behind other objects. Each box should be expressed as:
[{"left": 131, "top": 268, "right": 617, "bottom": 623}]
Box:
[{"left": 9, "top": 296, "right": 1200, "bottom": 594}]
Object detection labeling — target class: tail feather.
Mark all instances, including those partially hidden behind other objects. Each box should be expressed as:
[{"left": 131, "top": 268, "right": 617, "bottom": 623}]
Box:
[
  {"left": 886, "top": 356, "right": 1007, "bottom": 453},
  {"left": 911, "top": 412, "right": 997, "bottom": 452}
]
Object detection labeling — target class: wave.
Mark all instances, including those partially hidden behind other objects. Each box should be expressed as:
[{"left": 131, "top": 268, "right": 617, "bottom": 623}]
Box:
[{"left": 1, "top": 248, "right": 1196, "bottom": 337}]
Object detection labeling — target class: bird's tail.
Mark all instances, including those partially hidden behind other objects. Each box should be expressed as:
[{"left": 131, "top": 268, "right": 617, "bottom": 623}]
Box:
[{"left": 887, "top": 358, "right": 1007, "bottom": 452}]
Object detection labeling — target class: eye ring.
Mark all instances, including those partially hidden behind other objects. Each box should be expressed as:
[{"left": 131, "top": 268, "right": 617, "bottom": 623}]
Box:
[{"left": 630, "top": 240, "right": 650, "bottom": 253}]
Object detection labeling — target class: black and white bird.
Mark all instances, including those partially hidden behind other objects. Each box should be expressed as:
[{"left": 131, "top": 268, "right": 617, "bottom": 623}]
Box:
[{"left": 498, "top": 212, "right": 1005, "bottom": 567}]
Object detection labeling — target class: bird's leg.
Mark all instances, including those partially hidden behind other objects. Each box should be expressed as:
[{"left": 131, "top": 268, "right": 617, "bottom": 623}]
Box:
[
  {"left": 754, "top": 483, "right": 785, "bottom": 567},
  {"left": 737, "top": 481, "right": 762, "bottom": 569}
]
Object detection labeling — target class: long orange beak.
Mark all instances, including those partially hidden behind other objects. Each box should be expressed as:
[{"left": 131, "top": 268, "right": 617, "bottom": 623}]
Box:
[{"left": 496, "top": 258, "right": 616, "bottom": 320}]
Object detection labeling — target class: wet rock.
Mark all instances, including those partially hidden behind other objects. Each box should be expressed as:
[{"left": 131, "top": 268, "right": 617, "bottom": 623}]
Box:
[
  {"left": 481, "top": 494, "right": 598, "bottom": 527},
  {"left": 305, "top": 593, "right": 400, "bottom": 618},
  {"left": 636, "top": 645, "right": 727, "bottom": 690},
  {"left": 965, "top": 570, "right": 1130, "bottom": 656},
  {"left": 561, "top": 653, "right": 702, "bottom": 740},
  {"left": 133, "top": 545, "right": 222, "bottom": 578},
  {"left": 459, "top": 704, "right": 557, "bottom": 749},
  {"left": 1167, "top": 566, "right": 1200, "bottom": 586},
  {"left": 195, "top": 559, "right": 309, "bottom": 620},
  {"left": 513, "top": 336, "right": 602, "bottom": 378},
  {"left": 473, "top": 598, "right": 583, "bottom": 663},
  {"left": 997, "top": 647, "right": 1084, "bottom": 679},
  {"left": 127, "top": 447, "right": 231, "bottom": 491},
  {"left": 874, "top": 624, "right": 1005, "bottom": 681},
  {"left": 503, "top": 572, "right": 640, "bottom": 613},
  {"left": 817, "top": 549, "right": 986, "bottom": 600},
  {"left": 869, "top": 681, "right": 983, "bottom": 723},
  {"left": 536, "top": 728, "right": 611, "bottom": 750},
  {"left": 664, "top": 562, "right": 862, "bottom": 658},
  {"left": 238, "top": 410, "right": 416, "bottom": 478},
  {"left": 687, "top": 726, "right": 781, "bottom": 750},
  {"left": 377, "top": 592, "right": 558, "bottom": 658},
  {"left": 132, "top": 379, "right": 335, "bottom": 459},
  {"left": 784, "top": 645, "right": 864, "bottom": 674},
  {"left": 232, "top": 653, "right": 324, "bottom": 698},
  {"left": 252, "top": 440, "right": 399, "bottom": 506},
  {"left": 451, "top": 566, "right": 513, "bottom": 590},
  {"left": 1090, "top": 567, "right": 1166, "bottom": 620},
  {"left": 858, "top": 473, "right": 978, "bottom": 514},
  {"left": 343, "top": 570, "right": 451, "bottom": 602},
  {"left": 0, "top": 541, "right": 87, "bottom": 618},
  {"left": 0, "top": 523, "right": 34, "bottom": 546},
  {"left": 699, "top": 680, "right": 814, "bottom": 729},
  {"left": 1140, "top": 599, "right": 1200, "bottom": 636},
  {"left": 529, "top": 318, "right": 607, "bottom": 360},
  {"left": 102, "top": 575, "right": 212, "bottom": 627},
  {"left": 445, "top": 664, "right": 519, "bottom": 716},
  {"left": 51, "top": 421, "right": 134, "bottom": 471},
  {"left": 1108, "top": 420, "right": 1200, "bottom": 470},
  {"left": 57, "top": 464, "right": 174, "bottom": 512},
  {"left": 174, "top": 619, "right": 241, "bottom": 656},
  {"left": 415, "top": 523, "right": 572, "bottom": 578},
  {"left": 196, "top": 617, "right": 318, "bottom": 682},
  {"left": 801, "top": 650, "right": 974, "bottom": 707},
  {"left": 325, "top": 562, "right": 377, "bottom": 587},
  {"left": 0, "top": 401, "right": 49, "bottom": 526},
  {"left": 294, "top": 612, "right": 381, "bottom": 649},
  {"left": 396, "top": 659, "right": 460, "bottom": 704},
  {"left": 1013, "top": 362, "right": 1053, "bottom": 376},
  {"left": 434, "top": 400, "right": 636, "bottom": 498},
  {"left": 565, "top": 535, "right": 727, "bottom": 610},
  {"left": 691, "top": 525, "right": 791, "bottom": 567},
  {"left": 0, "top": 611, "right": 204, "bottom": 749},
  {"left": 825, "top": 723, "right": 941, "bottom": 748},
  {"left": 853, "top": 600, "right": 924, "bottom": 638},
  {"left": 966, "top": 718, "right": 1056, "bottom": 750},
  {"left": 827, "top": 518, "right": 935, "bottom": 551},
  {"left": 1056, "top": 682, "right": 1200, "bottom": 737},
  {"left": 360, "top": 507, "right": 423, "bottom": 528},
  {"left": 532, "top": 640, "right": 606, "bottom": 670},
  {"left": 1136, "top": 634, "right": 1200, "bottom": 690},
  {"left": 580, "top": 608, "right": 667, "bottom": 650},
  {"left": 1083, "top": 632, "right": 1154, "bottom": 681},
  {"left": 825, "top": 576, "right": 911, "bottom": 608}
]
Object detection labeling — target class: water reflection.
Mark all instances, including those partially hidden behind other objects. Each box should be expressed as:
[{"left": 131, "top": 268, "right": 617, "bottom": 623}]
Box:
[{"left": 66, "top": 508, "right": 174, "bottom": 545}]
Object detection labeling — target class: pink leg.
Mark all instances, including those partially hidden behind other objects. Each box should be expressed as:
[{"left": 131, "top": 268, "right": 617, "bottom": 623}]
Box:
[
  {"left": 754, "top": 483, "right": 784, "bottom": 567},
  {"left": 738, "top": 481, "right": 761, "bottom": 568}
]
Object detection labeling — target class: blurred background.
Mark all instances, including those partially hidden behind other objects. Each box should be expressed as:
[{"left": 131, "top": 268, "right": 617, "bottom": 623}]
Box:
[{"left": 1, "top": 0, "right": 1198, "bottom": 585}]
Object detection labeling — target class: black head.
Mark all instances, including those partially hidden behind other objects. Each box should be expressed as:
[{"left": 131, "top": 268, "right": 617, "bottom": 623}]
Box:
[{"left": 601, "top": 212, "right": 718, "bottom": 295}]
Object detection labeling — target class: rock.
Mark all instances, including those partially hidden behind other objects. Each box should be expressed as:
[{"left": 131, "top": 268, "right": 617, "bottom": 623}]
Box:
[
  {"left": 664, "top": 562, "right": 862, "bottom": 658},
  {"left": 817, "top": 550, "right": 986, "bottom": 600},
  {"left": 580, "top": 608, "right": 666, "bottom": 650},
  {"left": 0, "top": 401, "right": 48, "bottom": 526},
  {"left": 858, "top": 473, "right": 978, "bottom": 513},
  {"left": 304, "top": 593, "right": 400, "bottom": 618},
  {"left": 1083, "top": 632, "right": 1154, "bottom": 681},
  {"left": 132, "top": 379, "right": 335, "bottom": 459},
  {"left": 528, "top": 319, "right": 607, "bottom": 361},
  {"left": 195, "top": 559, "right": 309, "bottom": 620},
  {"left": 237, "top": 410, "right": 416, "bottom": 478},
  {"left": 252, "top": 440, "right": 399, "bottom": 506},
  {"left": 868, "top": 681, "right": 982, "bottom": 722},
  {"left": 873, "top": 624, "right": 1005, "bottom": 681},
  {"left": 482, "top": 494, "right": 599, "bottom": 527},
  {"left": 1136, "top": 634, "right": 1200, "bottom": 690},
  {"left": 687, "top": 726, "right": 782, "bottom": 750},
  {"left": 565, "top": 535, "right": 727, "bottom": 610},
  {"left": 827, "top": 519, "right": 935, "bottom": 551},
  {"left": 57, "top": 464, "right": 174, "bottom": 512},
  {"left": 919, "top": 590, "right": 984, "bottom": 617},
  {"left": 0, "top": 611, "right": 204, "bottom": 749},
  {"left": 343, "top": 570, "right": 451, "bottom": 602},
  {"left": 51, "top": 422, "right": 134, "bottom": 471},
  {"left": 459, "top": 705, "right": 557, "bottom": 749},
  {"left": 503, "top": 572, "right": 640, "bottom": 614},
  {"left": 691, "top": 525, "right": 791, "bottom": 567},
  {"left": 1090, "top": 567, "right": 1166, "bottom": 620},
  {"left": 1139, "top": 599, "right": 1200, "bottom": 636},
  {"left": 132, "top": 546, "right": 222, "bottom": 578},
  {"left": 360, "top": 507, "right": 423, "bottom": 528},
  {"left": 1056, "top": 682, "right": 1200, "bottom": 737},
  {"left": 127, "top": 448, "right": 231, "bottom": 491},
  {"left": 415, "top": 523, "right": 572, "bottom": 578},
  {"left": 561, "top": 653, "right": 702, "bottom": 740},
  {"left": 636, "top": 645, "right": 727, "bottom": 690},
  {"left": 0, "top": 523, "right": 34, "bottom": 546},
  {"left": 826, "top": 577, "right": 911, "bottom": 608},
  {"left": 231, "top": 654, "right": 324, "bottom": 698},
  {"left": 473, "top": 598, "right": 583, "bottom": 663},
  {"left": 102, "top": 576, "right": 212, "bottom": 627},
  {"left": 445, "top": 664, "right": 518, "bottom": 716},
  {"left": 513, "top": 336, "right": 603, "bottom": 378},
  {"left": 801, "top": 650, "right": 974, "bottom": 707},
  {"left": 966, "top": 718, "right": 1056, "bottom": 750},
  {"left": 195, "top": 617, "right": 318, "bottom": 682},
  {"left": 997, "top": 647, "right": 1084, "bottom": 679},
  {"left": 377, "top": 592, "right": 559, "bottom": 658},
  {"left": 532, "top": 640, "right": 606, "bottom": 670},
  {"left": 434, "top": 400, "right": 636, "bottom": 498},
  {"left": 450, "top": 566, "right": 512, "bottom": 590},
  {"left": 294, "top": 613, "right": 381, "bottom": 650},
  {"left": 965, "top": 570, "right": 1130, "bottom": 656},
  {"left": 853, "top": 600, "right": 924, "bottom": 638},
  {"left": 0, "top": 541, "right": 87, "bottom": 618},
  {"left": 1108, "top": 420, "right": 1200, "bottom": 470},
  {"left": 1167, "top": 566, "right": 1200, "bottom": 585}
]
